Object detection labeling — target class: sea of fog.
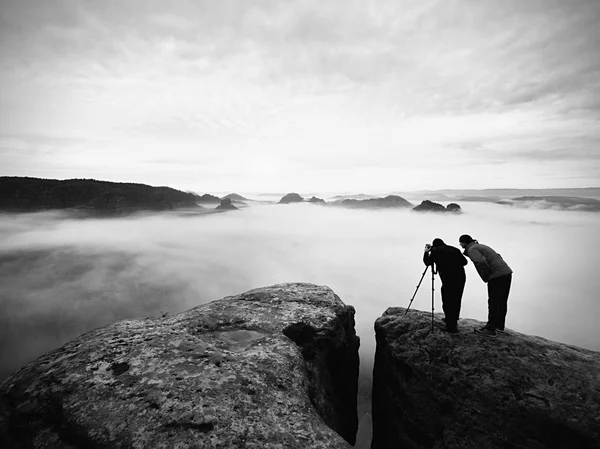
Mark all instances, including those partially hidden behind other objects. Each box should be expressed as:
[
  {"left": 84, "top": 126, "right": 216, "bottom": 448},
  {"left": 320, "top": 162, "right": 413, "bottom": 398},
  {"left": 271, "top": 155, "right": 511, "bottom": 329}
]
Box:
[{"left": 1, "top": 201, "right": 599, "bottom": 383}]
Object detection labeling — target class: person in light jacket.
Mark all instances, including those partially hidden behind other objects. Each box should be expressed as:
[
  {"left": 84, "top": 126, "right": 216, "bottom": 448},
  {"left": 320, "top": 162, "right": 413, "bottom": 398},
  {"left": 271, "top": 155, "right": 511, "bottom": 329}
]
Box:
[{"left": 459, "top": 234, "right": 513, "bottom": 338}]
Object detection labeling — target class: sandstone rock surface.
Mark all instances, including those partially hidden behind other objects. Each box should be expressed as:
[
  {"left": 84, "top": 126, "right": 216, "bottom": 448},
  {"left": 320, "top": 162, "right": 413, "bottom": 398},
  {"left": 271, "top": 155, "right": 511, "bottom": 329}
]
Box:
[
  {"left": 372, "top": 307, "right": 600, "bottom": 449},
  {"left": 0, "top": 283, "right": 359, "bottom": 449}
]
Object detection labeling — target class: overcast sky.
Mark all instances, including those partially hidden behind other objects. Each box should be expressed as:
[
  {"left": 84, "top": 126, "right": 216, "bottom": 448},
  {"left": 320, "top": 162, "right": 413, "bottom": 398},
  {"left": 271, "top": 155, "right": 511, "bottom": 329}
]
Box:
[{"left": 1, "top": 0, "right": 599, "bottom": 193}]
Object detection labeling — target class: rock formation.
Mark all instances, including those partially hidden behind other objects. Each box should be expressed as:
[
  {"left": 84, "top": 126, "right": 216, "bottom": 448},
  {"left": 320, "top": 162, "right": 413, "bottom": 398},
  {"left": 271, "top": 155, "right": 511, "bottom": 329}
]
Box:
[
  {"left": 0, "top": 283, "right": 359, "bottom": 448},
  {"left": 215, "top": 198, "right": 238, "bottom": 210},
  {"left": 278, "top": 193, "right": 304, "bottom": 204},
  {"left": 339, "top": 195, "right": 412, "bottom": 209},
  {"left": 372, "top": 307, "right": 600, "bottom": 449},
  {"left": 411, "top": 199, "right": 447, "bottom": 212},
  {"left": 445, "top": 202, "right": 461, "bottom": 212},
  {"left": 308, "top": 196, "right": 326, "bottom": 203}
]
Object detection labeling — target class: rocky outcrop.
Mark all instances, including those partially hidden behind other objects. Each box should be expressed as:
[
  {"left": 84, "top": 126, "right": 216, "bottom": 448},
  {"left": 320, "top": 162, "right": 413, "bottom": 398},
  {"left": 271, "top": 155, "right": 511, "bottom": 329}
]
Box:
[
  {"left": 446, "top": 202, "right": 461, "bottom": 212},
  {"left": 339, "top": 195, "right": 412, "bottom": 209},
  {"left": 0, "top": 283, "right": 359, "bottom": 448},
  {"left": 412, "top": 200, "right": 445, "bottom": 212},
  {"left": 308, "top": 196, "right": 326, "bottom": 203},
  {"left": 412, "top": 200, "right": 462, "bottom": 212},
  {"left": 372, "top": 307, "right": 600, "bottom": 449},
  {"left": 278, "top": 193, "right": 304, "bottom": 204},
  {"left": 215, "top": 198, "right": 238, "bottom": 210}
]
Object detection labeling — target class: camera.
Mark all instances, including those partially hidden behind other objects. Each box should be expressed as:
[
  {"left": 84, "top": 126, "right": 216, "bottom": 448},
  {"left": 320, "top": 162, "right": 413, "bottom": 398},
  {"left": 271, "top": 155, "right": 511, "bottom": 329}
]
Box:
[{"left": 424, "top": 243, "right": 432, "bottom": 252}]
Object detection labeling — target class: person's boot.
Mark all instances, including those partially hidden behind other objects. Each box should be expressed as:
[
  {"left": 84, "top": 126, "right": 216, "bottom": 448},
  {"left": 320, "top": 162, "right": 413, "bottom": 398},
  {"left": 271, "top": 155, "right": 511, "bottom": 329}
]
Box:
[
  {"left": 475, "top": 326, "right": 497, "bottom": 337},
  {"left": 445, "top": 322, "right": 458, "bottom": 333}
]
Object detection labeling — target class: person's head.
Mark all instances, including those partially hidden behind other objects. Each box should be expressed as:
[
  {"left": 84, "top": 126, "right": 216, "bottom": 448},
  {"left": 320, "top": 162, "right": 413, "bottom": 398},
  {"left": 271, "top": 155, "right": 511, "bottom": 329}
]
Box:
[
  {"left": 432, "top": 238, "right": 445, "bottom": 248},
  {"left": 459, "top": 234, "right": 474, "bottom": 249}
]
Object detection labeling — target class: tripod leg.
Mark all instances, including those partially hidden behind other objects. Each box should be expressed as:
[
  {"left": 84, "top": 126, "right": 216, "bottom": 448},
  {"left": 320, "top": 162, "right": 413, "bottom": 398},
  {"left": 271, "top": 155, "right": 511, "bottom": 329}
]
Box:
[
  {"left": 406, "top": 265, "right": 429, "bottom": 315},
  {"left": 431, "top": 264, "right": 435, "bottom": 332}
]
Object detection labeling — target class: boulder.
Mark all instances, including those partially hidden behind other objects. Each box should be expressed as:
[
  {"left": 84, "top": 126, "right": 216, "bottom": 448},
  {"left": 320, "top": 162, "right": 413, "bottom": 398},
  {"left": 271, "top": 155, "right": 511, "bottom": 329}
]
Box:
[
  {"left": 372, "top": 307, "right": 600, "bottom": 449},
  {"left": 278, "top": 193, "right": 304, "bottom": 204},
  {"left": 0, "top": 283, "right": 359, "bottom": 448}
]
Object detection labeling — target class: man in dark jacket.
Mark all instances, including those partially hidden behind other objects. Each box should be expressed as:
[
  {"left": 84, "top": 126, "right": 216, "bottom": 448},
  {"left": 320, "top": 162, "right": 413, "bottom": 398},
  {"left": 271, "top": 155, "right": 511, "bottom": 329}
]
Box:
[
  {"left": 459, "top": 234, "right": 513, "bottom": 338},
  {"left": 423, "top": 238, "right": 468, "bottom": 333}
]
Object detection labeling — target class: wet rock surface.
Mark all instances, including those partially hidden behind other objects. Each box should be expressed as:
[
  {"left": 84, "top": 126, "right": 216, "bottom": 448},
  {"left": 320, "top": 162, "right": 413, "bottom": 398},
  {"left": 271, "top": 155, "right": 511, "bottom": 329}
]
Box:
[
  {"left": 0, "top": 283, "right": 359, "bottom": 448},
  {"left": 372, "top": 307, "right": 600, "bottom": 449}
]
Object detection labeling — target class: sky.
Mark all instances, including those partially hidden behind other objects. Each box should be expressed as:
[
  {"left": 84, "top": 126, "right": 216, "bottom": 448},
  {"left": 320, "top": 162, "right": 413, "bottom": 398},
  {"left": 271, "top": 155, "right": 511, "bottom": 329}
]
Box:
[{"left": 1, "top": 0, "right": 599, "bottom": 193}]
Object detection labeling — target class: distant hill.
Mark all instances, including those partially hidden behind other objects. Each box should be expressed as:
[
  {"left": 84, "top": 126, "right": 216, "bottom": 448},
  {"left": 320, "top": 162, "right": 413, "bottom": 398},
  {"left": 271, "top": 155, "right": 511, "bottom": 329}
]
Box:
[
  {"left": 398, "top": 188, "right": 600, "bottom": 201},
  {"left": 0, "top": 177, "right": 199, "bottom": 214},
  {"left": 221, "top": 193, "right": 249, "bottom": 201},
  {"left": 508, "top": 196, "right": 600, "bottom": 212},
  {"left": 278, "top": 193, "right": 304, "bottom": 204},
  {"left": 331, "top": 194, "right": 377, "bottom": 200},
  {"left": 197, "top": 194, "right": 221, "bottom": 203},
  {"left": 338, "top": 195, "right": 412, "bottom": 209}
]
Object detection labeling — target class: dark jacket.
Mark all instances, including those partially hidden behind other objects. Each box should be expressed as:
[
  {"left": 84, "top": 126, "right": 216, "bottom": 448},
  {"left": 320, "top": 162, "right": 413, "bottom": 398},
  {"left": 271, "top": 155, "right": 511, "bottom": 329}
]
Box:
[
  {"left": 463, "top": 240, "right": 513, "bottom": 283},
  {"left": 423, "top": 244, "right": 467, "bottom": 285}
]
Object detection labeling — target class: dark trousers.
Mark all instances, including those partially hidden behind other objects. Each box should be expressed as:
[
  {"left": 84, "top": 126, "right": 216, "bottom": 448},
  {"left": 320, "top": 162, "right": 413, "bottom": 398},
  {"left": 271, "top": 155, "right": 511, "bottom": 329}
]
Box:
[
  {"left": 441, "top": 280, "right": 465, "bottom": 330},
  {"left": 487, "top": 274, "right": 512, "bottom": 330}
]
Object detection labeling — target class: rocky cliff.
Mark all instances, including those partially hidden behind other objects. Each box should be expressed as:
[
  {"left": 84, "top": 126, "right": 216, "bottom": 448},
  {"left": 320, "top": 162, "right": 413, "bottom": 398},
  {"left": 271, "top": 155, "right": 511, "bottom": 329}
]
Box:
[
  {"left": 0, "top": 283, "right": 359, "bottom": 448},
  {"left": 372, "top": 307, "right": 600, "bottom": 449}
]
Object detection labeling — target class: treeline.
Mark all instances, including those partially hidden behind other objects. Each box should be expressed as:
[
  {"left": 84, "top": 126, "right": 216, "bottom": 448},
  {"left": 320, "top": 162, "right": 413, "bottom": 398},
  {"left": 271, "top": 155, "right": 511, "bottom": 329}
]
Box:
[{"left": 0, "top": 177, "right": 199, "bottom": 214}]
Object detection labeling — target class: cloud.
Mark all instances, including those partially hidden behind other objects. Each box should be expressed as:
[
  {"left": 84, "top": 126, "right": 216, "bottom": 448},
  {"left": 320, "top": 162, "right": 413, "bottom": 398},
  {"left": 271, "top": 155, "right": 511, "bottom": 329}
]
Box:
[
  {"left": 1, "top": 203, "right": 599, "bottom": 384},
  {"left": 1, "top": 0, "right": 599, "bottom": 190}
]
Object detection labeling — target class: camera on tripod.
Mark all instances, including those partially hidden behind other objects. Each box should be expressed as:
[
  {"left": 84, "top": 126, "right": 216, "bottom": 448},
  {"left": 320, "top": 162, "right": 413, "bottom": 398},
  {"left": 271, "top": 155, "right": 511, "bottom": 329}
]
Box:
[{"left": 424, "top": 243, "right": 432, "bottom": 252}]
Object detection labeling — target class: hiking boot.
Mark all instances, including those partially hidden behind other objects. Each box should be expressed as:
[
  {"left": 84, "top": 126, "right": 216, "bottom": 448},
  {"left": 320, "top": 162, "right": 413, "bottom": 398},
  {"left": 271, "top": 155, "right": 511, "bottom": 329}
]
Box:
[
  {"left": 445, "top": 327, "right": 459, "bottom": 334},
  {"left": 474, "top": 326, "right": 497, "bottom": 338},
  {"left": 496, "top": 328, "right": 506, "bottom": 334}
]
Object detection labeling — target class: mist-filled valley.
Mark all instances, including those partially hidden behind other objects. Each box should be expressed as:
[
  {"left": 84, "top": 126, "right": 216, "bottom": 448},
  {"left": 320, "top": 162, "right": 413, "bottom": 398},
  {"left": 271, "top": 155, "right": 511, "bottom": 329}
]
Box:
[{"left": 2, "top": 201, "right": 599, "bottom": 385}]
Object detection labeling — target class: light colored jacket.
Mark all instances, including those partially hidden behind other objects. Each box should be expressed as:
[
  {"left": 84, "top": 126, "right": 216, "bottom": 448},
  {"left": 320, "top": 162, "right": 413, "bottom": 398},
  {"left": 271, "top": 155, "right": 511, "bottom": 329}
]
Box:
[{"left": 463, "top": 240, "right": 513, "bottom": 283}]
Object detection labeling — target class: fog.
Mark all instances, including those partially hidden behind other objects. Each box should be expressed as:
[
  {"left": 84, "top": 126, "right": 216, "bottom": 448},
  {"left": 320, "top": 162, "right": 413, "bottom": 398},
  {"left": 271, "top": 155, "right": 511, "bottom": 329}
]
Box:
[{"left": 1, "top": 202, "right": 600, "bottom": 383}]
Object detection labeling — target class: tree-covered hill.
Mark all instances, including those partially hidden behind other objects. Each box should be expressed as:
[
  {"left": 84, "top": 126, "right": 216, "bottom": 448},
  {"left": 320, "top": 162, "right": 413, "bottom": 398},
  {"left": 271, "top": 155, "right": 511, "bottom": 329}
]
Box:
[{"left": 0, "top": 177, "right": 200, "bottom": 214}]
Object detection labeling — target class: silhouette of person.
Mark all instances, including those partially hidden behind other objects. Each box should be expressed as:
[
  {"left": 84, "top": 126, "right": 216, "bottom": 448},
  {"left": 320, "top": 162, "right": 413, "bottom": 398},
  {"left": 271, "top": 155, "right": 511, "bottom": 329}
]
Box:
[
  {"left": 459, "top": 234, "right": 513, "bottom": 338},
  {"left": 423, "top": 238, "right": 467, "bottom": 333}
]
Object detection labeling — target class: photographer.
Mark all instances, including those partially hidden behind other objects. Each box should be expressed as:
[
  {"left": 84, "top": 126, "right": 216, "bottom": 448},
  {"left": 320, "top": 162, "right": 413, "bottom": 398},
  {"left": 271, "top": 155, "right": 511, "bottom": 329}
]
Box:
[
  {"left": 459, "top": 234, "right": 513, "bottom": 338},
  {"left": 423, "top": 238, "right": 468, "bottom": 333}
]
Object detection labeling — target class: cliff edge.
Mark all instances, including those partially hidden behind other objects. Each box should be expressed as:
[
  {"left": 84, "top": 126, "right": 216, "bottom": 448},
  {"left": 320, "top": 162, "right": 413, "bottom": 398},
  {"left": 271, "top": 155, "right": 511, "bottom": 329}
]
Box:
[
  {"left": 0, "top": 283, "right": 359, "bottom": 448},
  {"left": 372, "top": 307, "right": 600, "bottom": 449}
]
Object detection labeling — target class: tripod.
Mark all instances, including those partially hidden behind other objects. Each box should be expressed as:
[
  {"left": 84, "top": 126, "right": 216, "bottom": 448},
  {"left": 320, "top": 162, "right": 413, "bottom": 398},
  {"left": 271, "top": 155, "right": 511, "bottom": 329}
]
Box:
[{"left": 405, "top": 263, "right": 436, "bottom": 332}]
